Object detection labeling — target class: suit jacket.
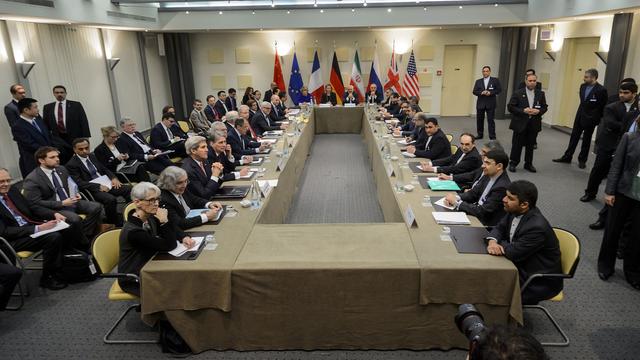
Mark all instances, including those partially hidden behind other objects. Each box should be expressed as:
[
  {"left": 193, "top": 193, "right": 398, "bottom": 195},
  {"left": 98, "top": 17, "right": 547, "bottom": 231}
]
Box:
[
  {"left": 365, "top": 92, "right": 381, "bottom": 105},
  {"left": 400, "top": 120, "right": 415, "bottom": 137},
  {"left": 343, "top": 92, "right": 359, "bottom": 104},
  {"left": 269, "top": 103, "right": 286, "bottom": 122},
  {"left": 160, "top": 189, "right": 209, "bottom": 239},
  {"left": 42, "top": 100, "right": 90, "bottom": 140},
  {"left": 0, "top": 187, "right": 44, "bottom": 240},
  {"left": 596, "top": 100, "right": 638, "bottom": 152},
  {"left": 191, "top": 109, "right": 211, "bottom": 132},
  {"left": 251, "top": 111, "right": 279, "bottom": 136},
  {"left": 65, "top": 154, "right": 115, "bottom": 193},
  {"left": 227, "top": 127, "right": 260, "bottom": 159},
  {"left": 452, "top": 167, "right": 483, "bottom": 190},
  {"left": 575, "top": 82, "right": 608, "bottom": 128},
  {"left": 22, "top": 166, "right": 76, "bottom": 219},
  {"left": 263, "top": 89, "right": 275, "bottom": 102},
  {"left": 488, "top": 207, "right": 563, "bottom": 291},
  {"left": 507, "top": 87, "right": 548, "bottom": 134},
  {"left": 605, "top": 132, "right": 640, "bottom": 198},
  {"left": 225, "top": 96, "right": 238, "bottom": 111},
  {"left": 432, "top": 147, "right": 482, "bottom": 175},
  {"left": 4, "top": 100, "right": 19, "bottom": 128},
  {"left": 414, "top": 129, "right": 451, "bottom": 160},
  {"left": 411, "top": 127, "right": 427, "bottom": 149},
  {"left": 182, "top": 157, "right": 221, "bottom": 199},
  {"left": 320, "top": 92, "right": 337, "bottom": 106},
  {"left": 94, "top": 142, "right": 124, "bottom": 173},
  {"left": 459, "top": 171, "right": 510, "bottom": 226},
  {"left": 149, "top": 123, "right": 187, "bottom": 151},
  {"left": 11, "top": 116, "right": 52, "bottom": 176},
  {"left": 473, "top": 77, "right": 502, "bottom": 109},
  {"left": 214, "top": 100, "right": 228, "bottom": 118},
  {"left": 208, "top": 149, "right": 237, "bottom": 179},
  {"left": 115, "top": 132, "right": 155, "bottom": 163}
]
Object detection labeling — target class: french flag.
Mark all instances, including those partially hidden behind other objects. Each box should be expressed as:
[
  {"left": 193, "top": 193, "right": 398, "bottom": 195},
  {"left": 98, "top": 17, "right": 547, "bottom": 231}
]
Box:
[{"left": 308, "top": 49, "right": 324, "bottom": 104}]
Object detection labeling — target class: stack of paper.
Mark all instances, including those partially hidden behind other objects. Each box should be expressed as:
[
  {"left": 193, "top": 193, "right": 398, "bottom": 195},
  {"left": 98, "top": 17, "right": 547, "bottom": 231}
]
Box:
[
  {"left": 90, "top": 175, "right": 113, "bottom": 190},
  {"left": 401, "top": 152, "right": 416, "bottom": 158},
  {"left": 240, "top": 171, "right": 256, "bottom": 179},
  {"left": 260, "top": 138, "right": 278, "bottom": 144},
  {"left": 432, "top": 212, "right": 471, "bottom": 225},
  {"left": 169, "top": 236, "right": 205, "bottom": 257},
  {"left": 288, "top": 109, "right": 300, "bottom": 115},
  {"left": 397, "top": 139, "right": 416, "bottom": 145},
  {"left": 251, "top": 158, "right": 263, "bottom": 165},
  {"left": 263, "top": 130, "right": 284, "bottom": 136},
  {"left": 31, "top": 221, "right": 70, "bottom": 238}
]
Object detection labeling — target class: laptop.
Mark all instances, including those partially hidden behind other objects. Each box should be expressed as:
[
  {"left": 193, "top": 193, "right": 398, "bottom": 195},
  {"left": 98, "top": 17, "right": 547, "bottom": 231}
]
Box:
[
  {"left": 450, "top": 226, "right": 490, "bottom": 254},
  {"left": 211, "top": 185, "right": 250, "bottom": 200}
]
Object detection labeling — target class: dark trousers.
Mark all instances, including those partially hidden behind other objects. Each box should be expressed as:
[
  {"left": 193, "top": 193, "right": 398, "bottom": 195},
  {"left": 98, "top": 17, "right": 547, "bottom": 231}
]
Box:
[
  {"left": 521, "top": 275, "right": 563, "bottom": 305},
  {"left": 476, "top": 106, "right": 496, "bottom": 138},
  {"left": 89, "top": 185, "right": 131, "bottom": 226},
  {"left": 563, "top": 120, "right": 595, "bottom": 163},
  {"left": 598, "top": 194, "right": 640, "bottom": 283},
  {"left": 0, "top": 263, "right": 22, "bottom": 310},
  {"left": 145, "top": 155, "right": 173, "bottom": 175},
  {"left": 585, "top": 149, "right": 615, "bottom": 196},
  {"left": 510, "top": 125, "right": 537, "bottom": 167},
  {"left": 5, "top": 232, "right": 65, "bottom": 275},
  {"left": 59, "top": 200, "right": 103, "bottom": 240}
]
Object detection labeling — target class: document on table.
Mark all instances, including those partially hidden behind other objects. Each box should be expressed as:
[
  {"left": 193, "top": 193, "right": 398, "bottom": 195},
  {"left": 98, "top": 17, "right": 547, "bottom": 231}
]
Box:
[
  {"left": 263, "top": 130, "right": 284, "bottom": 136},
  {"left": 239, "top": 171, "right": 256, "bottom": 179},
  {"left": 258, "top": 179, "right": 278, "bottom": 197},
  {"left": 434, "top": 197, "right": 456, "bottom": 210},
  {"left": 260, "top": 138, "right": 278, "bottom": 144},
  {"left": 157, "top": 150, "right": 175, "bottom": 156},
  {"left": 186, "top": 209, "right": 223, "bottom": 222},
  {"left": 397, "top": 139, "right": 416, "bottom": 145},
  {"left": 401, "top": 152, "right": 416, "bottom": 158},
  {"left": 288, "top": 109, "right": 300, "bottom": 115},
  {"left": 31, "top": 221, "right": 70, "bottom": 238},
  {"left": 431, "top": 212, "right": 471, "bottom": 225},
  {"left": 427, "top": 179, "right": 461, "bottom": 191},
  {"left": 90, "top": 175, "right": 112, "bottom": 190},
  {"left": 169, "top": 236, "right": 205, "bottom": 257},
  {"left": 251, "top": 157, "right": 263, "bottom": 165}
]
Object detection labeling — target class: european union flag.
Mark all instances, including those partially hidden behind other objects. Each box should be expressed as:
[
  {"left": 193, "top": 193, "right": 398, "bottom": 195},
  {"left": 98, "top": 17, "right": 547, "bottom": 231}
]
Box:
[{"left": 288, "top": 52, "right": 303, "bottom": 105}]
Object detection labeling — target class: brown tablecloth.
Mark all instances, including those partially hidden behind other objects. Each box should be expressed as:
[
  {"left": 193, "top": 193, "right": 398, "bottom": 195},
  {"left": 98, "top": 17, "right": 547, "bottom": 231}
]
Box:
[
  {"left": 140, "top": 107, "right": 522, "bottom": 353},
  {"left": 314, "top": 106, "right": 364, "bottom": 133}
]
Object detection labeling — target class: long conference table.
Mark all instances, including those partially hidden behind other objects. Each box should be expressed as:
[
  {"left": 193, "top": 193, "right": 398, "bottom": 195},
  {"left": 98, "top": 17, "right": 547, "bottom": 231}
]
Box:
[{"left": 140, "top": 106, "right": 522, "bottom": 353}]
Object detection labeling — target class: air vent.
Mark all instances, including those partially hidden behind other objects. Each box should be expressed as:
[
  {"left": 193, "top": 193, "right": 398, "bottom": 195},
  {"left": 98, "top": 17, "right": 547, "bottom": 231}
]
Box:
[
  {"left": 107, "top": 10, "right": 156, "bottom": 23},
  {"left": 4, "top": 0, "right": 54, "bottom": 7}
]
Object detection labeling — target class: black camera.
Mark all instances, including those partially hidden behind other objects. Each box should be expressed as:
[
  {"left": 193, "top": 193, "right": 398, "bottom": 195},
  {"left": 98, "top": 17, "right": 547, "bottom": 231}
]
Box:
[{"left": 454, "top": 304, "right": 487, "bottom": 359}]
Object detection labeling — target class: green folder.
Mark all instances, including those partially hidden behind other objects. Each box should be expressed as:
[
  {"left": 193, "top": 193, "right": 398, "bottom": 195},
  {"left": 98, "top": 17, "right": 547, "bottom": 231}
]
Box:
[{"left": 427, "top": 180, "right": 461, "bottom": 191}]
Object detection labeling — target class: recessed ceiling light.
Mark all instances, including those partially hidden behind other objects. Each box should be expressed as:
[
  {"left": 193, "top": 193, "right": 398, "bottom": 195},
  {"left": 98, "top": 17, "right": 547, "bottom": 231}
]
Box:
[
  {"left": 494, "top": 3, "right": 498, "bottom": 6},
  {"left": 351, "top": 8, "right": 355, "bottom": 12},
  {"left": 185, "top": 11, "right": 189, "bottom": 14},
  {"left": 423, "top": 7, "right": 427, "bottom": 11},
  {"left": 387, "top": 8, "right": 392, "bottom": 12},
  {"left": 479, "top": 23, "right": 482, "bottom": 26},
  {"left": 252, "top": 10, "right": 256, "bottom": 14},
  {"left": 314, "top": 0, "right": 318, "bottom": 7},
  {"left": 271, "top": 0, "right": 275, "bottom": 8},
  {"left": 320, "top": 9, "right": 324, "bottom": 13},
  {"left": 458, "top": 6, "right": 463, "bottom": 9},
  {"left": 219, "top": 11, "right": 223, "bottom": 14},
  {"left": 489, "top": 25, "right": 493, "bottom": 29},
  {"left": 363, "top": 0, "right": 368, "bottom": 7}
]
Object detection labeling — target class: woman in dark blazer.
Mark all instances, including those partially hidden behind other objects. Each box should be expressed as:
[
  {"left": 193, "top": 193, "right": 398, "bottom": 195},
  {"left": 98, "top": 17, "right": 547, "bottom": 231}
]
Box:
[
  {"left": 94, "top": 126, "right": 150, "bottom": 182},
  {"left": 241, "top": 87, "right": 254, "bottom": 105},
  {"left": 320, "top": 84, "right": 338, "bottom": 106}
]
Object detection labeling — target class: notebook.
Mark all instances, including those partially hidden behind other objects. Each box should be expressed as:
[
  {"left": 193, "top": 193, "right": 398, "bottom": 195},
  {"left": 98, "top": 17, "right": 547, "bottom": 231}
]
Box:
[
  {"left": 450, "top": 226, "right": 490, "bottom": 254},
  {"left": 431, "top": 212, "right": 471, "bottom": 225},
  {"left": 211, "top": 185, "right": 250, "bottom": 199}
]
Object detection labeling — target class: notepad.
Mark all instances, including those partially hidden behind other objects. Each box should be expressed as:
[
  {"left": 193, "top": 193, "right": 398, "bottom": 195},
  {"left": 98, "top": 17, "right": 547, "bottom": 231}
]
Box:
[
  {"left": 427, "top": 179, "right": 461, "bottom": 191},
  {"left": 260, "top": 138, "right": 278, "bottom": 144},
  {"left": 434, "top": 197, "right": 457, "bottom": 210},
  {"left": 251, "top": 157, "right": 263, "bottom": 165},
  {"left": 401, "top": 152, "right": 416, "bottom": 158},
  {"left": 431, "top": 212, "right": 471, "bottom": 225},
  {"left": 31, "top": 221, "right": 70, "bottom": 238},
  {"left": 239, "top": 171, "right": 256, "bottom": 179},
  {"left": 397, "top": 139, "right": 416, "bottom": 145},
  {"left": 89, "top": 175, "right": 112, "bottom": 190},
  {"left": 169, "top": 236, "right": 205, "bottom": 257}
]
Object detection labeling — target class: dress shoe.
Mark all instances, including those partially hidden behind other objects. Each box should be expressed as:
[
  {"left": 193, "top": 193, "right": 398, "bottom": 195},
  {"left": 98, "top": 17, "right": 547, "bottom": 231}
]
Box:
[
  {"left": 598, "top": 271, "right": 613, "bottom": 281},
  {"left": 489, "top": 137, "right": 496, "bottom": 140},
  {"left": 552, "top": 157, "right": 571, "bottom": 163},
  {"left": 40, "top": 275, "right": 68, "bottom": 290},
  {"left": 524, "top": 165, "right": 537, "bottom": 173},
  {"left": 508, "top": 165, "right": 516, "bottom": 173},
  {"left": 475, "top": 135, "right": 484, "bottom": 140},
  {"left": 589, "top": 220, "right": 605, "bottom": 230},
  {"left": 580, "top": 193, "right": 596, "bottom": 202},
  {"left": 578, "top": 162, "right": 586, "bottom": 169}
]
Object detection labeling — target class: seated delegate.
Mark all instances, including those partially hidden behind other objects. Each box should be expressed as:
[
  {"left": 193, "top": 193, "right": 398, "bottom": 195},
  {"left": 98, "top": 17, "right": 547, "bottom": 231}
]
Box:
[
  {"left": 420, "top": 133, "right": 482, "bottom": 175},
  {"left": 182, "top": 136, "right": 224, "bottom": 199},
  {"left": 438, "top": 140, "right": 504, "bottom": 190},
  {"left": 405, "top": 115, "right": 451, "bottom": 160}
]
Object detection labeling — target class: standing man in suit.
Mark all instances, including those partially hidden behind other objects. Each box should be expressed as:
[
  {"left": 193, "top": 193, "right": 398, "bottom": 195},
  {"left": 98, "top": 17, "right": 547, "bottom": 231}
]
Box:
[
  {"left": 444, "top": 150, "right": 511, "bottom": 226},
  {"left": 251, "top": 102, "right": 287, "bottom": 137},
  {"left": 115, "top": 117, "right": 173, "bottom": 175},
  {"left": 150, "top": 112, "right": 188, "bottom": 158},
  {"left": 42, "top": 85, "right": 90, "bottom": 147},
  {"left": 405, "top": 116, "right": 451, "bottom": 160},
  {"left": 23, "top": 147, "right": 103, "bottom": 242},
  {"left": 182, "top": 136, "right": 224, "bottom": 199},
  {"left": 343, "top": 85, "right": 360, "bottom": 105},
  {"left": 263, "top": 82, "right": 278, "bottom": 102},
  {"left": 419, "top": 133, "right": 483, "bottom": 175},
  {"left": 66, "top": 138, "right": 131, "bottom": 226},
  {"left": 553, "top": 68, "right": 608, "bottom": 168},
  {"left": 11, "top": 98, "right": 52, "bottom": 178},
  {"left": 486, "top": 180, "right": 563, "bottom": 305},
  {"left": 472, "top": 66, "right": 502, "bottom": 140},
  {"left": 517, "top": 69, "right": 543, "bottom": 91},
  {"left": 507, "top": 73, "right": 548, "bottom": 173},
  {"left": 191, "top": 99, "right": 211, "bottom": 133},
  {"left": 225, "top": 88, "right": 238, "bottom": 111},
  {"left": 4, "top": 84, "right": 26, "bottom": 128},
  {"left": 204, "top": 95, "right": 219, "bottom": 123},
  {"left": 214, "top": 91, "right": 229, "bottom": 118}
]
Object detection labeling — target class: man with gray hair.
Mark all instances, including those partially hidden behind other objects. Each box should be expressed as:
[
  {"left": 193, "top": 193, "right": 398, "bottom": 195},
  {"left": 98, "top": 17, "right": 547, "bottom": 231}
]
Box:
[
  {"left": 158, "top": 166, "right": 223, "bottom": 238},
  {"left": 181, "top": 135, "right": 224, "bottom": 199},
  {"left": 238, "top": 104, "right": 259, "bottom": 139},
  {"left": 115, "top": 117, "right": 173, "bottom": 174},
  {"left": 227, "top": 116, "right": 269, "bottom": 161},
  {"left": 207, "top": 130, "right": 250, "bottom": 179},
  {"left": 250, "top": 101, "right": 287, "bottom": 137}
]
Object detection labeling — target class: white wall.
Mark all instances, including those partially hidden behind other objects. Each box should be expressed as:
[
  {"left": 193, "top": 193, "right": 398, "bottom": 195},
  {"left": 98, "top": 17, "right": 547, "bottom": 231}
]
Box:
[
  {"left": 190, "top": 27, "right": 502, "bottom": 116},
  {"left": 143, "top": 34, "right": 172, "bottom": 122}
]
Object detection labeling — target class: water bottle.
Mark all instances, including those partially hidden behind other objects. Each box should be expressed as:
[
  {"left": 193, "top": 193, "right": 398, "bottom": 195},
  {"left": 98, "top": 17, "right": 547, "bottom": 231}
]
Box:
[
  {"left": 384, "top": 139, "right": 391, "bottom": 159},
  {"left": 395, "top": 163, "right": 405, "bottom": 192},
  {"left": 422, "top": 195, "right": 432, "bottom": 207},
  {"left": 282, "top": 134, "right": 289, "bottom": 157},
  {"left": 251, "top": 181, "right": 261, "bottom": 209},
  {"left": 205, "top": 234, "right": 215, "bottom": 244}
]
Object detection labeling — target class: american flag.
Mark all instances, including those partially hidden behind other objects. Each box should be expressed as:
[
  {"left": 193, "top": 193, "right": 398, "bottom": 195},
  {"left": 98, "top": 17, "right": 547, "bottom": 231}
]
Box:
[{"left": 402, "top": 50, "right": 420, "bottom": 98}]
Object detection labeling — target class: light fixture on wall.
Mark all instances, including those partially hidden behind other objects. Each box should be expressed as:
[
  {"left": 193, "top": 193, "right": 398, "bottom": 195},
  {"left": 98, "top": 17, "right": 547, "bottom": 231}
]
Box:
[
  {"left": 107, "top": 58, "right": 121, "bottom": 70},
  {"left": 18, "top": 62, "right": 36, "bottom": 78},
  {"left": 544, "top": 51, "right": 556, "bottom": 62},
  {"left": 595, "top": 51, "right": 608, "bottom": 64}
]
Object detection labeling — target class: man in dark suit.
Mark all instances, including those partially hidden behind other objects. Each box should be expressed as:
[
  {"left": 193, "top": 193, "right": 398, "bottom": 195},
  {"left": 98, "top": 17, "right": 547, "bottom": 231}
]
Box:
[
  {"left": 150, "top": 112, "right": 188, "bottom": 158},
  {"left": 365, "top": 84, "right": 381, "bottom": 105},
  {"left": 116, "top": 117, "right": 173, "bottom": 175},
  {"left": 66, "top": 138, "right": 131, "bottom": 226},
  {"left": 158, "top": 166, "right": 223, "bottom": 239},
  {"left": 251, "top": 102, "right": 287, "bottom": 137},
  {"left": 472, "top": 66, "right": 502, "bottom": 140},
  {"left": 517, "top": 69, "right": 543, "bottom": 91},
  {"left": 438, "top": 140, "right": 505, "bottom": 190},
  {"left": 204, "top": 95, "right": 219, "bottom": 123},
  {"left": 507, "top": 73, "right": 548, "bottom": 173},
  {"left": 23, "top": 147, "right": 103, "bottom": 241},
  {"left": 553, "top": 68, "right": 608, "bottom": 168},
  {"left": 420, "top": 133, "right": 482, "bottom": 175},
  {"left": 405, "top": 116, "right": 451, "bottom": 160},
  {"left": 0, "top": 167, "right": 77, "bottom": 290},
  {"left": 320, "top": 84, "right": 338, "bottom": 106},
  {"left": 263, "top": 82, "right": 278, "bottom": 102},
  {"left": 207, "top": 131, "right": 250, "bottom": 179},
  {"left": 42, "top": 85, "right": 91, "bottom": 147},
  {"left": 393, "top": 105, "right": 418, "bottom": 137},
  {"left": 214, "top": 90, "right": 229, "bottom": 118},
  {"left": 225, "top": 88, "right": 238, "bottom": 111},
  {"left": 444, "top": 150, "right": 511, "bottom": 226},
  {"left": 343, "top": 85, "right": 360, "bottom": 105},
  {"left": 0, "top": 262, "right": 22, "bottom": 309},
  {"left": 486, "top": 180, "right": 563, "bottom": 305},
  {"left": 4, "top": 84, "right": 26, "bottom": 129},
  {"left": 11, "top": 98, "right": 52, "bottom": 178},
  {"left": 269, "top": 94, "right": 288, "bottom": 123},
  {"left": 227, "top": 117, "right": 269, "bottom": 160},
  {"left": 182, "top": 136, "right": 224, "bottom": 199}
]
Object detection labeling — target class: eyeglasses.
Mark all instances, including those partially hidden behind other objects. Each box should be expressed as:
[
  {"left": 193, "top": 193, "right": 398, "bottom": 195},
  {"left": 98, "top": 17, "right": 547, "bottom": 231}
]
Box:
[{"left": 142, "top": 197, "right": 160, "bottom": 204}]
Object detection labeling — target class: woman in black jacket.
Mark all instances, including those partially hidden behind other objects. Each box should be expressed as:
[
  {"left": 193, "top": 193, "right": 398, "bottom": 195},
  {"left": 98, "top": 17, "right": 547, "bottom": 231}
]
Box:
[{"left": 94, "top": 126, "right": 150, "bottom": 182}]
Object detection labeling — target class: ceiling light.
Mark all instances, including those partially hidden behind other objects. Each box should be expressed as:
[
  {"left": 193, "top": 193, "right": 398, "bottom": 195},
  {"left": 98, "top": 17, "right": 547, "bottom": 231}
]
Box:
[
  {"left": 314, "top": 0, "right": 318, "bottom": 7},
  {"left": 494, "top": 3, "right": 498, "bottom": 6},
  {"left": 287, "top": 10, "right": 290, "bottom": 14},
  {"left": 423, "top": 7, "right": 427, "bottom": 11},
  {"left": 219, "top": 10, "right": 223, "bottom": 14},
  {"left": 363, "top": 0, "right": 368, "bottom": 7},
  {"left": 252, "top": 10, "right": 256, "bottom": 14},
  {"left": 479, "top": 23, "right": 482, "bottom": 26},
  {"left": 351, "top": 8, "right": 355, "bottom": 12},
  {"left": 458, "top": 6, "right": 463, "bottom": 9},
  {"left": 185, "top": 11, "right": 189, "bottom": 14},
  {"left": 271, "top": 0, "right": 275, "bottom": 8},
  {"left": 489, "top": 25, "right": 493, "bottom": 29},
  {"left": 387, "top": 8, "right": 392, "bottom": 12},
  {"left": 320, "top": 9, "right": 324, "bottom": 13}
]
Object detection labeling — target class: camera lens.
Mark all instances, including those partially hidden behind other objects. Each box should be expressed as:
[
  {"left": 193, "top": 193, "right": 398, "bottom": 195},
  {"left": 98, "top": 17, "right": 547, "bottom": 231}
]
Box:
[{"left": 455, "top": 304, "right": 486, "bottom": 342}]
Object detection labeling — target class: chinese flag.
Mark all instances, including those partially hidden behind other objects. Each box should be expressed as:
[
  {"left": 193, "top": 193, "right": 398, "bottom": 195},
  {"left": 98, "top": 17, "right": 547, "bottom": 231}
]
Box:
[{"left": 273, "top": 49, "right": 286, "bottom": 95}]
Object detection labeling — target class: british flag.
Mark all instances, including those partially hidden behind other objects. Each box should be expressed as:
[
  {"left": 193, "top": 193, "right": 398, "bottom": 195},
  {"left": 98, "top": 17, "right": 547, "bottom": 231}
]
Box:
[{"left": 384, "top": 46, "right": 402, "bottom": 95}]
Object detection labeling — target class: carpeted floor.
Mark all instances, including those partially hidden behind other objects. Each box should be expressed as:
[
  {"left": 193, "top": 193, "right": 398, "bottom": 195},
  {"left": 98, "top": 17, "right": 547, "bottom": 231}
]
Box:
[{"left": 1, "top": 116, "right": 639, "bottom": 359}]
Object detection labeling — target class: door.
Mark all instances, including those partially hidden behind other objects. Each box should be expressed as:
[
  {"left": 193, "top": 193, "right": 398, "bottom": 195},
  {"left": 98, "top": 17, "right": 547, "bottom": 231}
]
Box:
[
  {"left": 441, "top": 45, "right": 476, "bottom": 116},
  {"left": 557, "top": 37, "right": 599, "bottom": 127}
]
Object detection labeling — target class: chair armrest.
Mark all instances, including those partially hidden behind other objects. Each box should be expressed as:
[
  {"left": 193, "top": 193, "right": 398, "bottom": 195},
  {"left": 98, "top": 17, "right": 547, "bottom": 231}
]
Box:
[
  {"left": 0, "top": 236, "right": 24, "bottom": 270},
  {"left": 521, "top": 273, "right": 570, "bottom": 293},
  {"left": 100, "top": 273, "right": 140, "bottom": 283},
  {"left": 115, "top": 172, "right": 133, "bottom": 184}
]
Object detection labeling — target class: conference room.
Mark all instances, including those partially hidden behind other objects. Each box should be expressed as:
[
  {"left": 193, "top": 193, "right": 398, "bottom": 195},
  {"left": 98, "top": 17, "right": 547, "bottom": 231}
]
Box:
[{"left": 1, "top": 0, "right": 640, "bottom": 359}]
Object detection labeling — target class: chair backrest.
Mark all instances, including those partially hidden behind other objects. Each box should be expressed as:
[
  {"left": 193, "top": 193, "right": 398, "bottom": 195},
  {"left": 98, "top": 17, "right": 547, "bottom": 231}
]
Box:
[
  {"left": 123, "top": 202, "right": 136, "bottom": 222},
  {"left": 553, "top": 228, "right": 580, "bottom": 277},
  {"left": 178, "top": 120, "right": 190, "bottom": 133},
  {"left": 446, "top": 134, "right": 454, "bottom": 142},
  {"left": 92, "top": 229, "right": 122, "bottom": 274},
  {"left": 451, "top": 145, "right": 458, "bottom": 154}
]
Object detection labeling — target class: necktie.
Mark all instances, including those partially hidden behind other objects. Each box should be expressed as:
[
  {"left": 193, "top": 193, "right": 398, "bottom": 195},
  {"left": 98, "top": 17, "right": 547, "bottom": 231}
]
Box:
[
  {"left": 248, "top": 124, "right": 257, "bottom": 139},
  {"left": 166, "top": 126, "right": 173, "bottom": 140},
  {"left": 2, "top": 194, "right": 39, "bottom": 225},
  {"left": 198, "top": 161, "right": 207, "bottom": 176},
  {"left": 51, "top": 171, "right": 69, "bottom": 201},
  {"left": 57, "top": 102, "right": 65, "bottom": 133},
  {"left": 178, "top": 195, "right": 190, "bottom": 214},
  {"left": 85, "top": 158, "right": 99, "bottom": 179},
  {"left": 424, "top": 136, "right": 433, "bottom": 150},
  {"left": 273, "top": 105, "right": 279, "bottom": 117},
  {"left": 32, "top": 120, "right": 42, "bottom": 134}
]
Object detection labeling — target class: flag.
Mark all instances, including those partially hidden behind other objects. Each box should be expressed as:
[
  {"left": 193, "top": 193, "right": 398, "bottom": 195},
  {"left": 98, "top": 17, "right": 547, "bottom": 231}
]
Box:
[
  {"left": 308, "top": 49, "right": 324, "bottom": 103},
  {"left": 367, "top": 47, "right": 383, "bottom": 99},
  {"left": 384, "top": 44, "right": 402, "bottom": 95},
  {"left": 329, "top": 51, "right": 344, "bottom": 105},
  {"left": 402, "top": 49, "right": 420, "bottom": 98},
  {"left": 273, "top": 48, "right": 286, "bottom": 96},
  {"left": 288, "top": 52, "right": 303, "bottom": 105},
  {"left": 350, "top": 50, "right": 365, "bottom": 101}
]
